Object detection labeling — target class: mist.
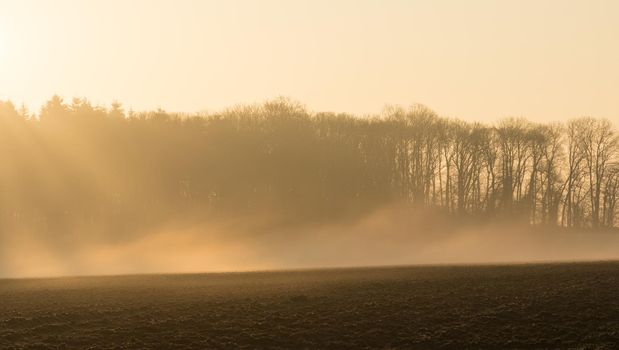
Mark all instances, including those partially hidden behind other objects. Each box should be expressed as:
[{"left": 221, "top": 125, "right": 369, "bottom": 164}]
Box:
[
  {"left": 2, "top": 203, "right": 619, "bottom": 279},
  {"left": 1, "top": 97, "right": 619, "bottom": 279}
]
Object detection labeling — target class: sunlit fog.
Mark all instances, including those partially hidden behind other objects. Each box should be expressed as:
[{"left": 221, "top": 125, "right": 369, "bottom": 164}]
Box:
[{"left": 1, "top": 98, "right": 618, "bottom": 278}]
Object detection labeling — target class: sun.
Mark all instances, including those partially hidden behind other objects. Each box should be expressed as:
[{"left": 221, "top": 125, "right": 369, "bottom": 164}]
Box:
[
  {"left": 0, "top": 28, "right": 10, "bottom": 73},
  {"left": 0, "top": 30, "right": 5, "bottom": 64}
]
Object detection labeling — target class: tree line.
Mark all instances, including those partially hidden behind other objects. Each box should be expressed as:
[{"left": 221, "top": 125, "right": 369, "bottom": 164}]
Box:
[{"left": 0, "top": 96, "right": 617, "bottom": 241}]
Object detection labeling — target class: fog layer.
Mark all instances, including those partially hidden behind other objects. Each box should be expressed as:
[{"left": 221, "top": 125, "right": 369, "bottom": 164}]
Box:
[
  {"left": 1, "top": 98, "right": 618, "bottom": 278},
  {"left": 2, "top": 204, "right": 619, "bottom": 279}
]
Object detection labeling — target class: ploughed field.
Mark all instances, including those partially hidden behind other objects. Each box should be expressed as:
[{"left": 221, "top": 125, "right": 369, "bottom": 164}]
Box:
[{"left": 1, "top": 262, "right": 619, "bottom": 349}]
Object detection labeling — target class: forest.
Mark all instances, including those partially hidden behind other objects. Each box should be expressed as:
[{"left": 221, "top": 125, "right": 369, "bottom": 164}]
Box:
[{"left": 0, "top": 96, "right": 618, "bottom": 243}]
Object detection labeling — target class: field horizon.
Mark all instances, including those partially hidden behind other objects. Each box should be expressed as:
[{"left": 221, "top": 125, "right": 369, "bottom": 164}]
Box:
[
  {"left": 3, "top": 257, "right": 619, "bottom": 282},
  {"left": 3, "top": 260, "right": 619, "bottom": 349}
]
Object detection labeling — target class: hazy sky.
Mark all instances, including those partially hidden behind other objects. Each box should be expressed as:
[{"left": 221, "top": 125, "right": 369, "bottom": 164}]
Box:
[{"left": 0, "top": 0, "right": 618, "bottom": 122}]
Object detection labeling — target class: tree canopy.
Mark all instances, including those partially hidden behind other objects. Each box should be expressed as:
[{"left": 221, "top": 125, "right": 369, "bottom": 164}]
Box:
[{"left": 1, "top": 96, "right": 618, "bottom": 243}]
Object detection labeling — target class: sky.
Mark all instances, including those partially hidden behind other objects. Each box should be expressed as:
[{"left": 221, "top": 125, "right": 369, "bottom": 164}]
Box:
[{"left": 0, "top": 0, "right": 618, "bottom": 122}]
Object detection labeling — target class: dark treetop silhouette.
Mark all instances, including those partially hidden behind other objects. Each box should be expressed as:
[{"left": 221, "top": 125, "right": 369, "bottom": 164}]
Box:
[{"left": 0, "top": 96, "right": 618, "bottom": 246}]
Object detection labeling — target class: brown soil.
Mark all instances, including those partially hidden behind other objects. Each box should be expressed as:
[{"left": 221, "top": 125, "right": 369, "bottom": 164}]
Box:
[{"left": 1, "top": 262, "right": 618, "bottom": 349}]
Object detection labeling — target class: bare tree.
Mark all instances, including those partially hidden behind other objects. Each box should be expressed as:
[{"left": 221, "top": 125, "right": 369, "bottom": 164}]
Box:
[{"left": 576, "top": 118, "right": 618, "bottom": 228}]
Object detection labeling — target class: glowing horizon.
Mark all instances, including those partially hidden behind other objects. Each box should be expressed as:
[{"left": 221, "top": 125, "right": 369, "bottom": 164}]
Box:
[{"left": 1, "top": 0, "right": 618, "bottom": 122}]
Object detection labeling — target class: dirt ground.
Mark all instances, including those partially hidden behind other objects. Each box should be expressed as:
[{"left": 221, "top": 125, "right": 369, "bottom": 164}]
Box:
[{"left": 1, "top": 261, "right": 618, "bottom": 349}]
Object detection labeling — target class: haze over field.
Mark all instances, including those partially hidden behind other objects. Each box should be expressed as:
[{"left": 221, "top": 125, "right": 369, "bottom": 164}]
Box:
[
  {"left": 5, "top": 205, "right": 619, "bottom": 279},
  {"left": 1, "top": 0, "right": 619, "bottom": 279},
  {"left": 1, "top": 97, "right": 619, "bottom": 279}
]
